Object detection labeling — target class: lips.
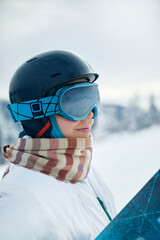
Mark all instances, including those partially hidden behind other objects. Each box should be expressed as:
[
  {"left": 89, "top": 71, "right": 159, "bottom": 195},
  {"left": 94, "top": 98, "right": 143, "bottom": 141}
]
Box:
[{"left": 75, "top": 127, "right": 90, "bottom": 133}]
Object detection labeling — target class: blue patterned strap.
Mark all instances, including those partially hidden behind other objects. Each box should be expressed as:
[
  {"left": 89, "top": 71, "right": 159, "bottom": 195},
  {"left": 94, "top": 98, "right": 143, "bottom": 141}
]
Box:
[{"left": 7, "top": 96, "right": 60, "bottom": 122}]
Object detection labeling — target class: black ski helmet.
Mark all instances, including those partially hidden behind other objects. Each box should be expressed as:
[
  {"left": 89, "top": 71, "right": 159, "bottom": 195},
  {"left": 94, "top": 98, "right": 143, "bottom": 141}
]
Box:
[
  {"left": 9, "top": 50, "right": 99, "bottom": 138},
  {"left": 9, "top": 50, "right": 98, "bottom": 104}
]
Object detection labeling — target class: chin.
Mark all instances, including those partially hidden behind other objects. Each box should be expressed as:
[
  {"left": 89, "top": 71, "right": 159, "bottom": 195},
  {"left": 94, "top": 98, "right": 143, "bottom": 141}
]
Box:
[{"left": 76, "top": 132, "right": 90, "bottom": 138}]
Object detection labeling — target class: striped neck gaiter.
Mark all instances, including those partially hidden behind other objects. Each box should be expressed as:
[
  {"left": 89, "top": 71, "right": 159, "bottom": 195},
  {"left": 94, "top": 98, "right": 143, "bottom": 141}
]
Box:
[{"left": 2, "top": 137, "right": 93, "bottom": 183}]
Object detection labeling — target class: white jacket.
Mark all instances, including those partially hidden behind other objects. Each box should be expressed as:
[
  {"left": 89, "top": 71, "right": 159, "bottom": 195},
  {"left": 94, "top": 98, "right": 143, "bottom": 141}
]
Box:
[{"left": 0, "top": 164, "right": 116, "bottom": 240}]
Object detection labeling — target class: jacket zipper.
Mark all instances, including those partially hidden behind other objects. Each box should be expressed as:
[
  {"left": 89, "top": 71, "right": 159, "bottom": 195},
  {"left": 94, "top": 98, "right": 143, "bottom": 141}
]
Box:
[{"left": 97, "top": 197, "right": 112, "bottom": 222}]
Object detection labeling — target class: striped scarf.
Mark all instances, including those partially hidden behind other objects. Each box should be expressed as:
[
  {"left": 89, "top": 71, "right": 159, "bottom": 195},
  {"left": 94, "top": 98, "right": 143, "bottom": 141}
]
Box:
[{"left": 2, "top": 137, "right": 92, "bottom": 183}]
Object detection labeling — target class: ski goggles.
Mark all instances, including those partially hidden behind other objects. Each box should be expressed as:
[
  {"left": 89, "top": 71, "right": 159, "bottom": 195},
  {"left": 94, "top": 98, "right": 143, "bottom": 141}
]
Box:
[{"left": 8, "top": 82, "right": 100, "bottom": 122}]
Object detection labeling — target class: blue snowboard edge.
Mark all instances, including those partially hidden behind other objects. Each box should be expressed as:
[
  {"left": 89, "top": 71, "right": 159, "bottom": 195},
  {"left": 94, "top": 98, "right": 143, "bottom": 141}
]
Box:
[{"left": 95, "top": 169, "right": 160, "bottom": 240}]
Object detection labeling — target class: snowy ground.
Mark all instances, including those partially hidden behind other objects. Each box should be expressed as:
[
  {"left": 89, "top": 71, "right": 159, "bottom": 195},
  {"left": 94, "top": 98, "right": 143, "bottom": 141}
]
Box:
[
  {"left": 92, "top": 126, "right": 160, "bottom": 213},
  {"left": 0, "top": 126, "right": 159, "bottom": 215}
]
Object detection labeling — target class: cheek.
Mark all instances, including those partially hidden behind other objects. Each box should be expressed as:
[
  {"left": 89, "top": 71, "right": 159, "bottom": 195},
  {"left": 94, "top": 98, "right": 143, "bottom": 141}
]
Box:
[
  {"left": 91, "top": 118, "right": 94, "bottom": 127},
  {"left": 55, "top": 115, "right": 78, "bottom": 137}
]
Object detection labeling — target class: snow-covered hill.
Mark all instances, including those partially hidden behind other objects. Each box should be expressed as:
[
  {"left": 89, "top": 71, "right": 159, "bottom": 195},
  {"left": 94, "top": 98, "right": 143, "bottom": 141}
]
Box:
[
  {"left": 93, "top": 102, "right": 160, "bottom": 139},
  {"left": 92, "top": 126, "right": 160, "bottom": 213}
]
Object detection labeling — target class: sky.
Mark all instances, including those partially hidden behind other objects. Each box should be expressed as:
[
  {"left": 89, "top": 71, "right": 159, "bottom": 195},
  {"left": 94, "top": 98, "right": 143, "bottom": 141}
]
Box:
[{"left": 0, "top": 0, "right": 160, "bottom": 108}]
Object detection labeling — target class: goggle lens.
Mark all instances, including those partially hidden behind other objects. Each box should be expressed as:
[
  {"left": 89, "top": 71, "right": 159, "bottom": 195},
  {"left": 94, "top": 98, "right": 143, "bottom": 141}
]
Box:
[{"left": 61, "top": 85, "right": 99, "bottom": 118}]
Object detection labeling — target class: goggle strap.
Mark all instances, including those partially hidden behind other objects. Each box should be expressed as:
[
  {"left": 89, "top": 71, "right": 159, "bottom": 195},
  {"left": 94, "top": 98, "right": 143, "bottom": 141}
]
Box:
[
  {"left": 8, "top": 96, "right": 58, "bottom": 122},
  {"left": 7, "top": 104, "right": 17, "bottom": 122}
]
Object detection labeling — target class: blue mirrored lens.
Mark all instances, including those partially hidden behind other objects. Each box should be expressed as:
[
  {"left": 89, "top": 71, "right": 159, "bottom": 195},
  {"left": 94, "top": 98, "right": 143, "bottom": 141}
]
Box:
[{"left": 61, "top": 85, "right": 100, "bottom": 118}]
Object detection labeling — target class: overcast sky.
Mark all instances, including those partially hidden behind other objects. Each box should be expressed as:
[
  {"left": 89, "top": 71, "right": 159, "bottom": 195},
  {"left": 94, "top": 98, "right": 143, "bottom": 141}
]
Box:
[{"left": 0, "top": 0, "right": 160, "bottom": 108}]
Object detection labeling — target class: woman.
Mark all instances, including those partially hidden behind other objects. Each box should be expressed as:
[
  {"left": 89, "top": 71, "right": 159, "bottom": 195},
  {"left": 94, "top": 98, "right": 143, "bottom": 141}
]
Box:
[{"left": 0, "top": 50, "right": 116, "bottom": 239}]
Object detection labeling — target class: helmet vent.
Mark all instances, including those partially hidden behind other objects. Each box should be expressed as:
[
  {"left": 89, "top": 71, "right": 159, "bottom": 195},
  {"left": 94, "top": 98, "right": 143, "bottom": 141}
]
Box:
[
  {"left": 27, "top": 57, "right": 37, "bottom": 63},
  {"left": 50, "top": 73, "right": 61, "bottom": 78}
]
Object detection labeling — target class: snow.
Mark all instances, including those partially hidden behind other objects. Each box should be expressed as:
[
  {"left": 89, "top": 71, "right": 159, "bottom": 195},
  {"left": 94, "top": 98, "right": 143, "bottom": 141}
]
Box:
[
  {"left": 0, "top": 126, "right": 159, "bottom": 215},
  {"left": 92, "top": 126, "right": 160, "bottom": 213}
]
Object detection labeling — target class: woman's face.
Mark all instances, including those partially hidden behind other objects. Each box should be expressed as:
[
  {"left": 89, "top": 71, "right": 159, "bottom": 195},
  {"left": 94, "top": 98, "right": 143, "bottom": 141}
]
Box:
[{"left": 55, "top": 111, "right": 94, "bottom": 138}]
